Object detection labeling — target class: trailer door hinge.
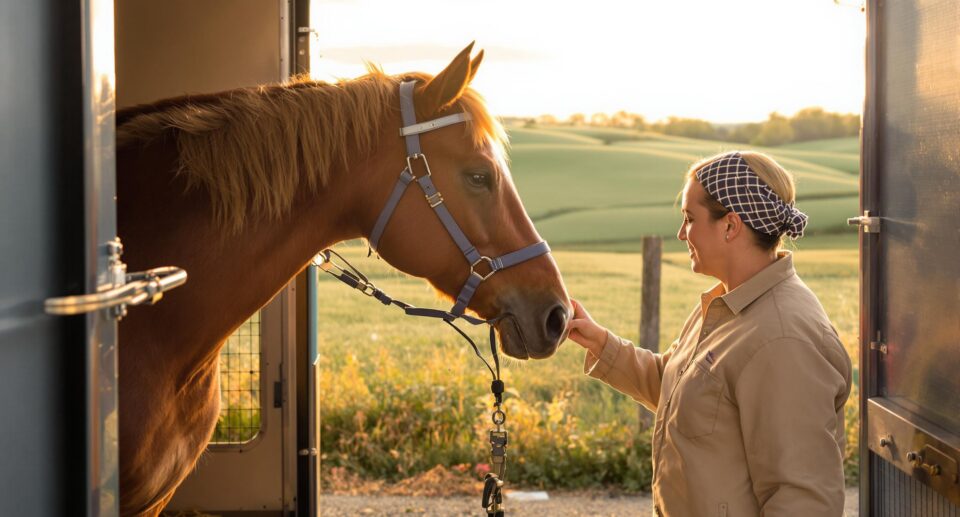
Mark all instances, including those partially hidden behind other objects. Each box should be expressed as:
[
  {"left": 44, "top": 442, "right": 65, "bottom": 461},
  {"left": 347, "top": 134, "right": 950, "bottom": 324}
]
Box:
[
  {"left": 847, "top": 210, "right": 881, "bottom": 234},
  {"left": 274, "top": 381, "right": 284, "bottom": 408},
  {"left": 870, "top": 331, "right": 888, "bottom": 356}
]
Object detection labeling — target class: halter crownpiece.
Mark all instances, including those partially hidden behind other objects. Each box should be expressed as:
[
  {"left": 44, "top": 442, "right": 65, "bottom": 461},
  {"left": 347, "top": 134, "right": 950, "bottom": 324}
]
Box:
[
  {"left": 367, "top": 80, "right": 551, "bottom": 317},
  {"left": 695, "top": 151, "right": 809, "bottom": 238}
]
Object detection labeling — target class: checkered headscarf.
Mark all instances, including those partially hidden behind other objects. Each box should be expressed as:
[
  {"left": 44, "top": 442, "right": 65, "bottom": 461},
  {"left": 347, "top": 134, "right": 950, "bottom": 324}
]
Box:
[{"left": 695, "top": 152, "right": 808, "bottom": 238}]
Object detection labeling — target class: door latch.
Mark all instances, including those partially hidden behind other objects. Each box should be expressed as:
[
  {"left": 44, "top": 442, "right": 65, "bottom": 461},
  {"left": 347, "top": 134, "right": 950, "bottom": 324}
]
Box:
[
  {"left": 847, "top": 210, "right": 881, "bottom": 233},
  {"left": 44, "top": 238, "right": 187, "bottom": 320}
]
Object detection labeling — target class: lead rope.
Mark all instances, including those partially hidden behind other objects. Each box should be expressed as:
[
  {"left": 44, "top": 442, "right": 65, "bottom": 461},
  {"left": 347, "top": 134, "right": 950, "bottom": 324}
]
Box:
[{"left": 312, "top": 250, "right": 509, "bottom": 515}]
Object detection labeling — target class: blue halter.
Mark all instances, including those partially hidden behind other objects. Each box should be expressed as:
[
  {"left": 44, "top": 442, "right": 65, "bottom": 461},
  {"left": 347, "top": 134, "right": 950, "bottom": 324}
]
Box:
[
  {"left": 316, "top": 81, "right": 543, "bottom": 515},
  {"left": 367, "top": 80, "right": 551, "bottom": 317}
]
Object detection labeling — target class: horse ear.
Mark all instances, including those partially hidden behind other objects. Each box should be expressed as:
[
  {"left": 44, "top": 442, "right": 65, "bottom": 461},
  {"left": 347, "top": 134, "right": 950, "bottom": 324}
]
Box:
[
  {"left": 416, "top": 42, "right": 476, "bottom": 119},
  {"left": 466, "top": 49, "right": 484, "bottom": 85}
]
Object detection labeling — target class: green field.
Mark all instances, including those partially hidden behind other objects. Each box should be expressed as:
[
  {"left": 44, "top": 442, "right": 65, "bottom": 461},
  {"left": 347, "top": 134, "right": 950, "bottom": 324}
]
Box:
[
  {"left": 317, "top": 128, "right": 862, "bottom": 490},
  {"left": 504, "top": 127, "right": 859, "bottom": 252}
]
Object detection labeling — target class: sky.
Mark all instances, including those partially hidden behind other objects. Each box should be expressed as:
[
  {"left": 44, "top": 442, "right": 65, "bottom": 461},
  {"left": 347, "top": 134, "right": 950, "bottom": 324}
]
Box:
[{"left": 310, "top": 0, "right": 866, "bottom": 124}]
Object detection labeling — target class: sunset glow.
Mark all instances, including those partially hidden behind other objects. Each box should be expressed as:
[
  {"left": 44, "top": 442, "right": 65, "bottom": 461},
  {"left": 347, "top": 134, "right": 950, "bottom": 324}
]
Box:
[{"left": 310, "top": 0, "right": 866, "bottom": 123}]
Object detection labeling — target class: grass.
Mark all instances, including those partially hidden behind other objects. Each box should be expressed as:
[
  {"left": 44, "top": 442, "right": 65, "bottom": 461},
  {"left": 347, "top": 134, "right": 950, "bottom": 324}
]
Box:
[
  {"left": 317, "top": 242, "right": 860, "bottom": 489},
  {"left": 304, "top": 129, "right": 863, "bottom": 490}
]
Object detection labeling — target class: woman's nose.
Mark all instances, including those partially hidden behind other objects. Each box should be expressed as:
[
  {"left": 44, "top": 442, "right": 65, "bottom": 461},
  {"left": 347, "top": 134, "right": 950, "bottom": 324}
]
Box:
[{"left": 677, "top": 224, "right": 686, "bottom": 241}]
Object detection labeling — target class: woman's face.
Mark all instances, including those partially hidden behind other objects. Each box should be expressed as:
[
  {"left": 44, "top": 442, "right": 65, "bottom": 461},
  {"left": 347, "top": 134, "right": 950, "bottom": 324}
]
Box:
[{"left": 677, "top": 179, "right": 728, "bottom": 277}]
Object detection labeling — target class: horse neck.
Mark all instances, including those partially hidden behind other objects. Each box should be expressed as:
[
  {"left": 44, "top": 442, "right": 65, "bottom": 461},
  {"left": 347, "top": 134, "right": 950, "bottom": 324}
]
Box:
[{"left": 117, "top": 135, "right": 376, "bottom": 387}]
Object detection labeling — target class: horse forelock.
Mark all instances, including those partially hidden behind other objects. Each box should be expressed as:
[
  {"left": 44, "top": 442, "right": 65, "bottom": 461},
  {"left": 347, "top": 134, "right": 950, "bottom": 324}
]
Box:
[{"left": 115, "top": 69, "right": 506, "bottom": 233}]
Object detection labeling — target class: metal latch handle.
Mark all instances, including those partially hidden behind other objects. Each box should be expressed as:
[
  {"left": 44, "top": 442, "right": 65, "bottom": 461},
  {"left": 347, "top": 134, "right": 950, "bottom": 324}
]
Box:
[
  {"left": 45, "top": 266, "right": 187, "bottom": 316},
  {"left": 847, "top": 210, "right": 881, "bottom": 233}
]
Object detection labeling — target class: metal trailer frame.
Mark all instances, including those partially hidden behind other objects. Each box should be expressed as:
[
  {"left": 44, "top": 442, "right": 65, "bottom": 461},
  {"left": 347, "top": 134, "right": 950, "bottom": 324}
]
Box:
[{"left": 859, "top": 0, "right": 960, "bottom": 514}]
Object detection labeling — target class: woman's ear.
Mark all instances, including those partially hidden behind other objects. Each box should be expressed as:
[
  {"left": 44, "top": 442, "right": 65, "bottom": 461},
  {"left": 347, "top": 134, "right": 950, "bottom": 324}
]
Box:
[{"left": 723, "top": 212, "right": 744, "bottom": 241}]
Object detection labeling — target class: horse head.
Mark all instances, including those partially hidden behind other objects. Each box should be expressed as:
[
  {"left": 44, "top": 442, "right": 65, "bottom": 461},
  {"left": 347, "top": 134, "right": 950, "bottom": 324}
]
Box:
[{"left": 362, "top": 43, "right": 570, "bottom": 359}]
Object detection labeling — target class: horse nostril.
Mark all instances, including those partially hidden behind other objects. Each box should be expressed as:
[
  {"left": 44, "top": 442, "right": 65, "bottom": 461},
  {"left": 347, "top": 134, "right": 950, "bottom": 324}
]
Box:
[{"left": 544, "top": 304, "right": 568, "bottom": 342}]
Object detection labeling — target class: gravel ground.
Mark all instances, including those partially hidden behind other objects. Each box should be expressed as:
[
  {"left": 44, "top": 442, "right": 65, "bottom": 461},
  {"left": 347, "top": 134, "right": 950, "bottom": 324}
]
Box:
[{"left": 320, "top": 487, "right": 860, "bottom": 516}]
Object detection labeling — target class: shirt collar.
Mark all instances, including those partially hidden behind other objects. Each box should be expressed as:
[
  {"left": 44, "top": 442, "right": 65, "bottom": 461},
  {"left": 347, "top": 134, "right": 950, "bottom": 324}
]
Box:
[
  {"left": 699, "top": 283, "right": 727, "bottom": 320},
  {"left": 701, "top": 251, "right": 797, "bottom": 316}
]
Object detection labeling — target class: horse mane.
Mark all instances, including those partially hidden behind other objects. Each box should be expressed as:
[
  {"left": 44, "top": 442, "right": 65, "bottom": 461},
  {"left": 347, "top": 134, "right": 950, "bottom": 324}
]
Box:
[{"left": 116, "top": 68, "right": 507, "bottom": 232}]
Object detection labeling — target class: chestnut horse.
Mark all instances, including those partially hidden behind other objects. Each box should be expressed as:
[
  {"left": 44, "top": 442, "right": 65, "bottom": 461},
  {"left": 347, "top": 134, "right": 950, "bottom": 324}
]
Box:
[{"left": 115, "top": 43, "right": 570, "bottom": 516}]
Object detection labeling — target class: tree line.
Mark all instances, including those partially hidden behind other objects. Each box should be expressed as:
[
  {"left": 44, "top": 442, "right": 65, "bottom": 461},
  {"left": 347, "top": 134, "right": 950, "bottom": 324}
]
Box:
[{"left": 530, "top": 108, "right": 860, "bottom": 146}]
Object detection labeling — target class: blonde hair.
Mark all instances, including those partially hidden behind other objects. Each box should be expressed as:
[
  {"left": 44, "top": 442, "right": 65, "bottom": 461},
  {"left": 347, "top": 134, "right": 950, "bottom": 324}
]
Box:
[
  {"left": 685, "top": 150, "right": 798, "bottom": 250},
  {"left": 116, "top": 69, "right": 506, "bottom": 232}
]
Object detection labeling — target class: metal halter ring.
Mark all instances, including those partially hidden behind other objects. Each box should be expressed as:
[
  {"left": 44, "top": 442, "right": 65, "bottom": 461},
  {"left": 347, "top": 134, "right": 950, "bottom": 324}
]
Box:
[
  {"left": 492, "top": 409, "right": 506, "bottom": 426},
  {"left": 470, "top": 256, "right": 499, "bottom": 282},
  {"left": 405, "top": 153, "right": 432, "bottom": 178}
]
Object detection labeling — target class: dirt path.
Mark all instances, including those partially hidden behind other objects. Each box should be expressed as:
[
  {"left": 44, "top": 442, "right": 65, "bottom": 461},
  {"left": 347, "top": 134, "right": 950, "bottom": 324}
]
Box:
[{"left": 321, "top": 487, "right": 860, "bottom": 516}]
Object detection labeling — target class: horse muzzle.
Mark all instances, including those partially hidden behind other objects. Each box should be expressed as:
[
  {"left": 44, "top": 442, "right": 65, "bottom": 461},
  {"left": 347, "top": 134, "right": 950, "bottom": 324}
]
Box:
[{"left": 495, "top": 298, "right": 570, "bottom": 360}]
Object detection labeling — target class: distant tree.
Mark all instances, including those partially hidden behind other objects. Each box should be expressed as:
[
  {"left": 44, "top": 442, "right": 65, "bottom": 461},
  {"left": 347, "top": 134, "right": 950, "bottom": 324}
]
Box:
[
  {"left": 568, "top": 113, "right": 586, "bottom": 126},
  {"left": 632, "top": 115, "right": 647, "bottom": 131},
  {"left": 590, "top": 112, "right": 610, "bottom": 126},
  {"left": 627, "top": 107, "right": 856, "bottom": 145},
  {"left": 609, "top": 110, "right": 644, "bottom": 130},
  {"left": 790, "top": 107, "right": 861, "bottom": 142},
  {"left": 662, "top": 117, "right": 717, "bottom": 140},
  {"left": 751, "top": 113, "right": 795, "bottom": 146},
  {"left": 537, "top": 114, "right": 558, "bottom": 126},
  {"left": 727, "top": 122, "right": 762, "bottom": 144},
  {"left": 842, "top": 113, "right": 860, "bottom": 136},
  {"left": 790, "top": 107, "right": 833, "bottom": 141}
]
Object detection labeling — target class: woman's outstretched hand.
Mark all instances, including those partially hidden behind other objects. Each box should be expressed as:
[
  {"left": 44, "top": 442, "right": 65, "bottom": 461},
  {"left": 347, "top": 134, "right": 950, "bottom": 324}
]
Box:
[{"left": 566, "top": 298, "right": 608, "bottom": 356}]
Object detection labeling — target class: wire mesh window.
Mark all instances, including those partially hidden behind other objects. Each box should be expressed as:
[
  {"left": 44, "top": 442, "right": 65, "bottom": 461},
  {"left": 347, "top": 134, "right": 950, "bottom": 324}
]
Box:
[{"left": 211, "top": 312, "right": 262, "bottom": 444}]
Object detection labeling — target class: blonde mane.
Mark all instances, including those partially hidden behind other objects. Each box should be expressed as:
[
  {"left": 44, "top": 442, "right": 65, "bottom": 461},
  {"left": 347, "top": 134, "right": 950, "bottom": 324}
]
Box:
[{"left": 117, "top": 69, "right": 507, "bottom": 232}]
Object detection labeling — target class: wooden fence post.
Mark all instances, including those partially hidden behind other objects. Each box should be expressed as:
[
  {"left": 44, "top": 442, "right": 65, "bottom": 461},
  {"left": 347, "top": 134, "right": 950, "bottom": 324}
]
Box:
[{"left": 638, "top": 236, "right": 662, "bottom": 431}]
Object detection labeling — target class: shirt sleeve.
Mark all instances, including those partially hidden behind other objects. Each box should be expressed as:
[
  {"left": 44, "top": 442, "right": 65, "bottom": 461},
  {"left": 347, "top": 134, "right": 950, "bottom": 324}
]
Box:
[
  {"left": 735, "top": 337, "right": 849, "bottom": 516},
  {"left": 583, "top": 331, "right": 674, "bottom": 412}
]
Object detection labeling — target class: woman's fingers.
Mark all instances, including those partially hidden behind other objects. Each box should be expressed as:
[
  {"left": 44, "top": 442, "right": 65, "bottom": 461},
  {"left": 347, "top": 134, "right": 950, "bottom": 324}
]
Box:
[
  {"left": 570, "top": 298, "right": 584, "bottom": 314},
  {"left": 565, "top": 315, "right": 589, "bottom": 346},
  {"left": 565, "top": 298, "right": 606, "bottom": 353},
  {"left": 570, "top": 298, "right": 595, "bottom": 323}
]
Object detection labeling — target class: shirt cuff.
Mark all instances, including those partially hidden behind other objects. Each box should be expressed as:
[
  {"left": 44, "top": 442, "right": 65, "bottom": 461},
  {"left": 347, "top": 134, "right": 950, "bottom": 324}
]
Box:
[{"left": 583, "top": 330, "right": 623, "bottom": 380}]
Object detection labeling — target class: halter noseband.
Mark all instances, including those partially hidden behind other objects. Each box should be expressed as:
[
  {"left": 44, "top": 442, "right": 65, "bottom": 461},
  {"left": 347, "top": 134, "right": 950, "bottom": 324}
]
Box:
[{"left": 368, "top": 80, "right": 550, "bottom": 317}]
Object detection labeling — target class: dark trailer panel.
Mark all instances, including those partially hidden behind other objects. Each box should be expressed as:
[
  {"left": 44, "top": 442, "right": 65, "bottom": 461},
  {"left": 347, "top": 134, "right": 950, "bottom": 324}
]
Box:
[{"left": 860, "top": 0, "right": 960, "bottom": 514}]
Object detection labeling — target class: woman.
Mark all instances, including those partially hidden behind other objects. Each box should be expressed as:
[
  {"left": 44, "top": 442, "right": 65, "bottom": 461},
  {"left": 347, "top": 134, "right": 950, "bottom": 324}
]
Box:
[{"left": 567, "top": 151, "right": 852, "bottom": 516}]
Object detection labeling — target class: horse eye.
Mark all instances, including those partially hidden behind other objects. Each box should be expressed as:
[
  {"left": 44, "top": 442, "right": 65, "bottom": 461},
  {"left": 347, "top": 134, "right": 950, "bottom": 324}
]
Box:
[{"left": 466, "top": 172, "right": 491, "bottom": 189}]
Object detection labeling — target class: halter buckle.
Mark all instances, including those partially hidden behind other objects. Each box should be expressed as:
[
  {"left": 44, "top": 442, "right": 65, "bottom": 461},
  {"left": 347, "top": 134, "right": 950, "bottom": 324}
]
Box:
[
  {"left": 425, "top": 192, "right": 444, "bottom": 208},
  {"left": 357, "top": 282, "right": 377, "bottom": 297},
  {"left": 470, "top": 256, "right": 499, "bottom": 282},
  {"left": 406, "top": 153, "right": 432, "bottom": 178}
]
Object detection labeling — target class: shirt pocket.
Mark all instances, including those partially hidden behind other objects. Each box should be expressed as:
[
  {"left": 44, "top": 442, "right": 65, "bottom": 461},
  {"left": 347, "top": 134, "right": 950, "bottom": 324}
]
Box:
[{"left": 674, "top": 361, "right": 724, "bottom": 439}]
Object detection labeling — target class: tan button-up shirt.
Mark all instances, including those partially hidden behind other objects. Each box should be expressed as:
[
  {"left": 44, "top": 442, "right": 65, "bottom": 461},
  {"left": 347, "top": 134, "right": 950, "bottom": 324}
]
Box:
[{"left": 585, "top": 252, "right": 851, "bottom": 516}]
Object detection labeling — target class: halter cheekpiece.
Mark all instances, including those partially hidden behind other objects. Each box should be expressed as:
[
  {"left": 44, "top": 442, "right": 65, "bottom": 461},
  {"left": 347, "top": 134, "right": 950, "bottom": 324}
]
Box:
[{"left": 368, "top": 80, "right": 551, "bottom": 317}]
